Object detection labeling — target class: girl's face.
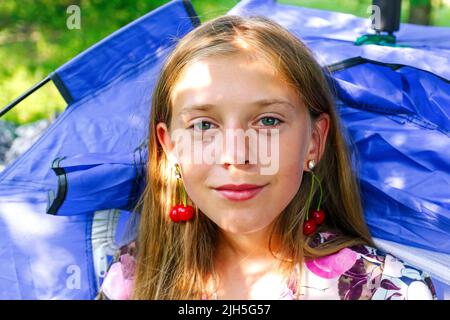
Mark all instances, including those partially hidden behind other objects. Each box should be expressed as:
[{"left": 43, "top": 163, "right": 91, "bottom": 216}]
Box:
[{"left": 157, "top": 54, "right": 329, "bottom": 235}]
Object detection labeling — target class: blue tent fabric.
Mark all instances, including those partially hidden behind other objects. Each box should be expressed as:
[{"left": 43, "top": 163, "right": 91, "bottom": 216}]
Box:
[
  {"left": 45, "top": 149, "right": 147, "bottom": 216},
  {"left": 330, "top": 63, "right": 450, "bottom": 252},
  {"left": 0, "top": 0, "right": 449, "bottom": 299},
  {"left": 229, "top": 0, "right": 450, "bottom": 79},
  {"left": 51, "top": 1, "right": 200, "bottom": 104}
]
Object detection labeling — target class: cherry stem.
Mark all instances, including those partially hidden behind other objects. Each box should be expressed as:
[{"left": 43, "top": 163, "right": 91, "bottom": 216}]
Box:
[
  {"left": 306, "top": 173, "right": 315, "bottom": 220},
  {"left": 312, "top": 174, "right": 323, "bottom": 211},
  {"left": 178, "top": 177, "right": 186, "bottom": 207},
  {"left": 306, "top": 172, "right": 323, "bottom": 220}
]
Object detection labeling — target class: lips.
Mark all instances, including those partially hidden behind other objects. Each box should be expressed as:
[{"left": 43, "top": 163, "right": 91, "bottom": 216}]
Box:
[{"left": 213, "top": 184, "right": 267, "bottom": 201}]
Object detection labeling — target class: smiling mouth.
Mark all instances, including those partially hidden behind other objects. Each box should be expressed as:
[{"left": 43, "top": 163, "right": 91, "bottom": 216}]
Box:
[{"left": 212, "top": 184, "right": 267, "bottom": 201}]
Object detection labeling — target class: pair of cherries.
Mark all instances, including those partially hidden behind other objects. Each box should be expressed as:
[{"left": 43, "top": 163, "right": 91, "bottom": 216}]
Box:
[
  {"left": 302, "top": 163, "right": 325, "bottom": 236},
  {"left": 169, "top": 204, "right": 195, "bottom": 223},
  {"left": 303, "top": 208, "right": 326, "bottom": 235},
  {"left": 169, "top": 164, "right": 195, "bottom": 223}
]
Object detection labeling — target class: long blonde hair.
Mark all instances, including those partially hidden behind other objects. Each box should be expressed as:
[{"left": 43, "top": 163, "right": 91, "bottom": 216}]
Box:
[{"left": 132, "top": 15, "right": 373, "bottom": 300}]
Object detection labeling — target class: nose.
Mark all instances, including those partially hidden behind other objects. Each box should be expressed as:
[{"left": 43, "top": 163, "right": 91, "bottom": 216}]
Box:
[
  {"left": 219, "top": 126, "right": 253, "bottom": 169},
  {"left": 223, "top": 159, "right": 250, "bottom": 169}
]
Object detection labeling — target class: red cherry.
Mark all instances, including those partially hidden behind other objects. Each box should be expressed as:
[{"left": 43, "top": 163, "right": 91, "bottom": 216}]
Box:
[
  {"left": 178, "top": 205, "right": 195, "bottom": 221},
  {"left": 169, "top": 205, "right": 182, "bottom": 222},
  {"left": 303, "top": 219, "right": 317, "bottom": 236},
  {"left": 311, "top": 209, "right": 325, "bottom": 225}
]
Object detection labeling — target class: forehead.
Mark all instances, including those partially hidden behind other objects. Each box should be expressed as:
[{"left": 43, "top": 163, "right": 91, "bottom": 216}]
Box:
[{"left": 170, "top": 55, "right": 302, "bottom": 114}]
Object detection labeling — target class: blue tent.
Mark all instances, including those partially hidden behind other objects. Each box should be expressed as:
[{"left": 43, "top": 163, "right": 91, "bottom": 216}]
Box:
[{"left": 0, "top": 0, "right": 449, "bottom": 299}]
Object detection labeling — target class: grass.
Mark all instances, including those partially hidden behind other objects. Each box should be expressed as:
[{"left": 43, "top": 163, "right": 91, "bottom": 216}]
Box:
[{"left": 1, "top": 0, "right": 449, "bottom": 126}]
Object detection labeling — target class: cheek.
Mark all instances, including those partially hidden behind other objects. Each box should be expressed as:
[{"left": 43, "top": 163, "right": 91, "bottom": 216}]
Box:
[
  {"left": 268, "top": 132, "right": 305, "bottom": 213},
  {"left": 179, "top": 163, "right": 209, "bottom": 204},
  {"left": 277, "top": 131, "right": 305, "bottom": 186}
]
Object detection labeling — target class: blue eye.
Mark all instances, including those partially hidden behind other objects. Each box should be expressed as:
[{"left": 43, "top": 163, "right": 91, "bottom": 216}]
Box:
[
  {"left": 258, "top": 117, "right": 282, "bottom": 127},
  {"left": 189, "top": 120, "right": 216, "bottom": 131}
]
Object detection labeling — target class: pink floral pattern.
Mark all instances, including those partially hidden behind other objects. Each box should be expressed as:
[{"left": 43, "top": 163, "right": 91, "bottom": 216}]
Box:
[
  {"left": 305, "top": 248, "right": 358, "bottom": 279},
  {"left": 101, "top": 253, "right": 136, "bottom": 300}
]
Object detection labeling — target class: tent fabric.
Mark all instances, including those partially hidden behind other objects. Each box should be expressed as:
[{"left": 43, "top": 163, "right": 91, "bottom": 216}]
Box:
[
  {"left": 229, "top": 0, "right": 450, "bottom": 79},
  {"left": 51, "top": 0, "right": 200, "bottom": 104},
  {"left": 330, "top": 62, "right": 450, "bottom": 255},
  {"left": 0, "top": 0, "right": 449, "bottom": 299},
  {"left": 46, "top": 146, "right": 147, "bottom": 216}
]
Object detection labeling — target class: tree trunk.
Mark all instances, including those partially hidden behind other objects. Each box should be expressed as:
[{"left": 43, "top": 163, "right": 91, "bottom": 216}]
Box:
[{"left": 409, "top": 0, "right": 432, "bottom": 25}]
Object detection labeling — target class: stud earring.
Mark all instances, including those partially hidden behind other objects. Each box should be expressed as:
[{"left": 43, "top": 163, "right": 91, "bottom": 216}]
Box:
[
  {"left": 308, "top": 159, "right": 315, "bottom": 171},
  {"left": 168, "top": 163, "right": 195, "bottom": 223},
  {"left": 303, "top": 159, "right": 326, "bottom": 236}
]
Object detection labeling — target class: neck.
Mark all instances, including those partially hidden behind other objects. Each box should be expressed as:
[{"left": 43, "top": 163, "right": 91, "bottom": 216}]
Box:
[
  {"left": 210, "top": 221, "right": 289, "bottom": 297},
  {"left": 216, "top": 221, "right": 281, "bottom": 261}
]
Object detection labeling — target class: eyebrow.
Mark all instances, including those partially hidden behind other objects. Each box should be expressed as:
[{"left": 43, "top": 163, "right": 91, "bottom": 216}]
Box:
[{"left": 179, "top": 98, "right": 296, "bottom": 115}]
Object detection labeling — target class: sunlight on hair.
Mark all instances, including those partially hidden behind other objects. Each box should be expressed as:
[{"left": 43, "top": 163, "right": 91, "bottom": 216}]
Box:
[{"left": 233, "top": 35, "right": 251, "bottom": 50}]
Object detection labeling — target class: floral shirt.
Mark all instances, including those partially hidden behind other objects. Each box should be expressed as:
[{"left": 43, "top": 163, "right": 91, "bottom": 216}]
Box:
[{"left": 98, "top": 232, "right": 437, "bottom": 300}]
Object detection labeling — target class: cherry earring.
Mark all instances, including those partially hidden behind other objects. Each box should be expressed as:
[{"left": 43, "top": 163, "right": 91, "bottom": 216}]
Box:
[
  {"left": 303, "top": 159, "right": 326, "bottom": 236},
  {"left": 168, "top": 163, "right": 195, "bottom": 223}
]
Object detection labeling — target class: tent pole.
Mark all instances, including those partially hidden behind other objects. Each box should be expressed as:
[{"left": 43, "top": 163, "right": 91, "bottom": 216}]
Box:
[{"left": 0, "top": 75, "right": 51, "bottom": 118}]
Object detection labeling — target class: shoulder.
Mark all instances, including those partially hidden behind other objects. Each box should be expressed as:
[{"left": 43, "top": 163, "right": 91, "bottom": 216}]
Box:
[
  {"left": 97, "top": 242, "right": 137, "bottom": 300},
  {"left": 304, "top": 232, "right": 437, "bottom": 300}
]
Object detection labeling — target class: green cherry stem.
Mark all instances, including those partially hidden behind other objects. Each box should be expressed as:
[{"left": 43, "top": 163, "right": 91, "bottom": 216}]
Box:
[
  {"left": 179, "top": 179, "right": 183, "bottom": 206},
  {"left": 312, "top": 174, "right": 323, "bottom": 211},
  {"left": 179, "top": 178, "right": 186, "bottom": 207},
  {"left": 306, "top": 173, "right": 315, "bottom": 220}
]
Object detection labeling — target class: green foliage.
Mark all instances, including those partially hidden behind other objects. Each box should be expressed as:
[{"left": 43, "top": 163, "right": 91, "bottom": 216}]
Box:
[
  {"left": 0, "top": 0, "right": 169, "bottom": 124},
  {"left": 0, "top": 0, "right": 449, "bottom": 125},
  {"left": 409, "top": 0, "right": 431, "bottom": 6},
  {"left": 280, "top": 0, "right": 373, "bottom": 15}
]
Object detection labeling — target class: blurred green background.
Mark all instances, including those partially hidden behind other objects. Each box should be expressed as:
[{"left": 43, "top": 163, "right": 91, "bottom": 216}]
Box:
[{"left": 1, "top": 0, "right": 449, "bottom": 126}]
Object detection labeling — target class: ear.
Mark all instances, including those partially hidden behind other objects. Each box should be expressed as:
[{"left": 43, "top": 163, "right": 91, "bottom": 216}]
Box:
[
  {"left": 304, "top": 113, "right": 330, "bottom": 171},
  {"left": 156, "top": 122, "right": 176, "bottom": 162}
]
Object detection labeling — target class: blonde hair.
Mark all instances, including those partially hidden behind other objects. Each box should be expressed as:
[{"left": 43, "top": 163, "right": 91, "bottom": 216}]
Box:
[{"left": 132, "top": 15, "right": 373, "bottom": 299}]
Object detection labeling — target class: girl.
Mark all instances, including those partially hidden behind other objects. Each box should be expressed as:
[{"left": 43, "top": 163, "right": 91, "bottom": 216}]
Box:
[{"left": 98, "top": 15, "right": 436, "bottom": 300}]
